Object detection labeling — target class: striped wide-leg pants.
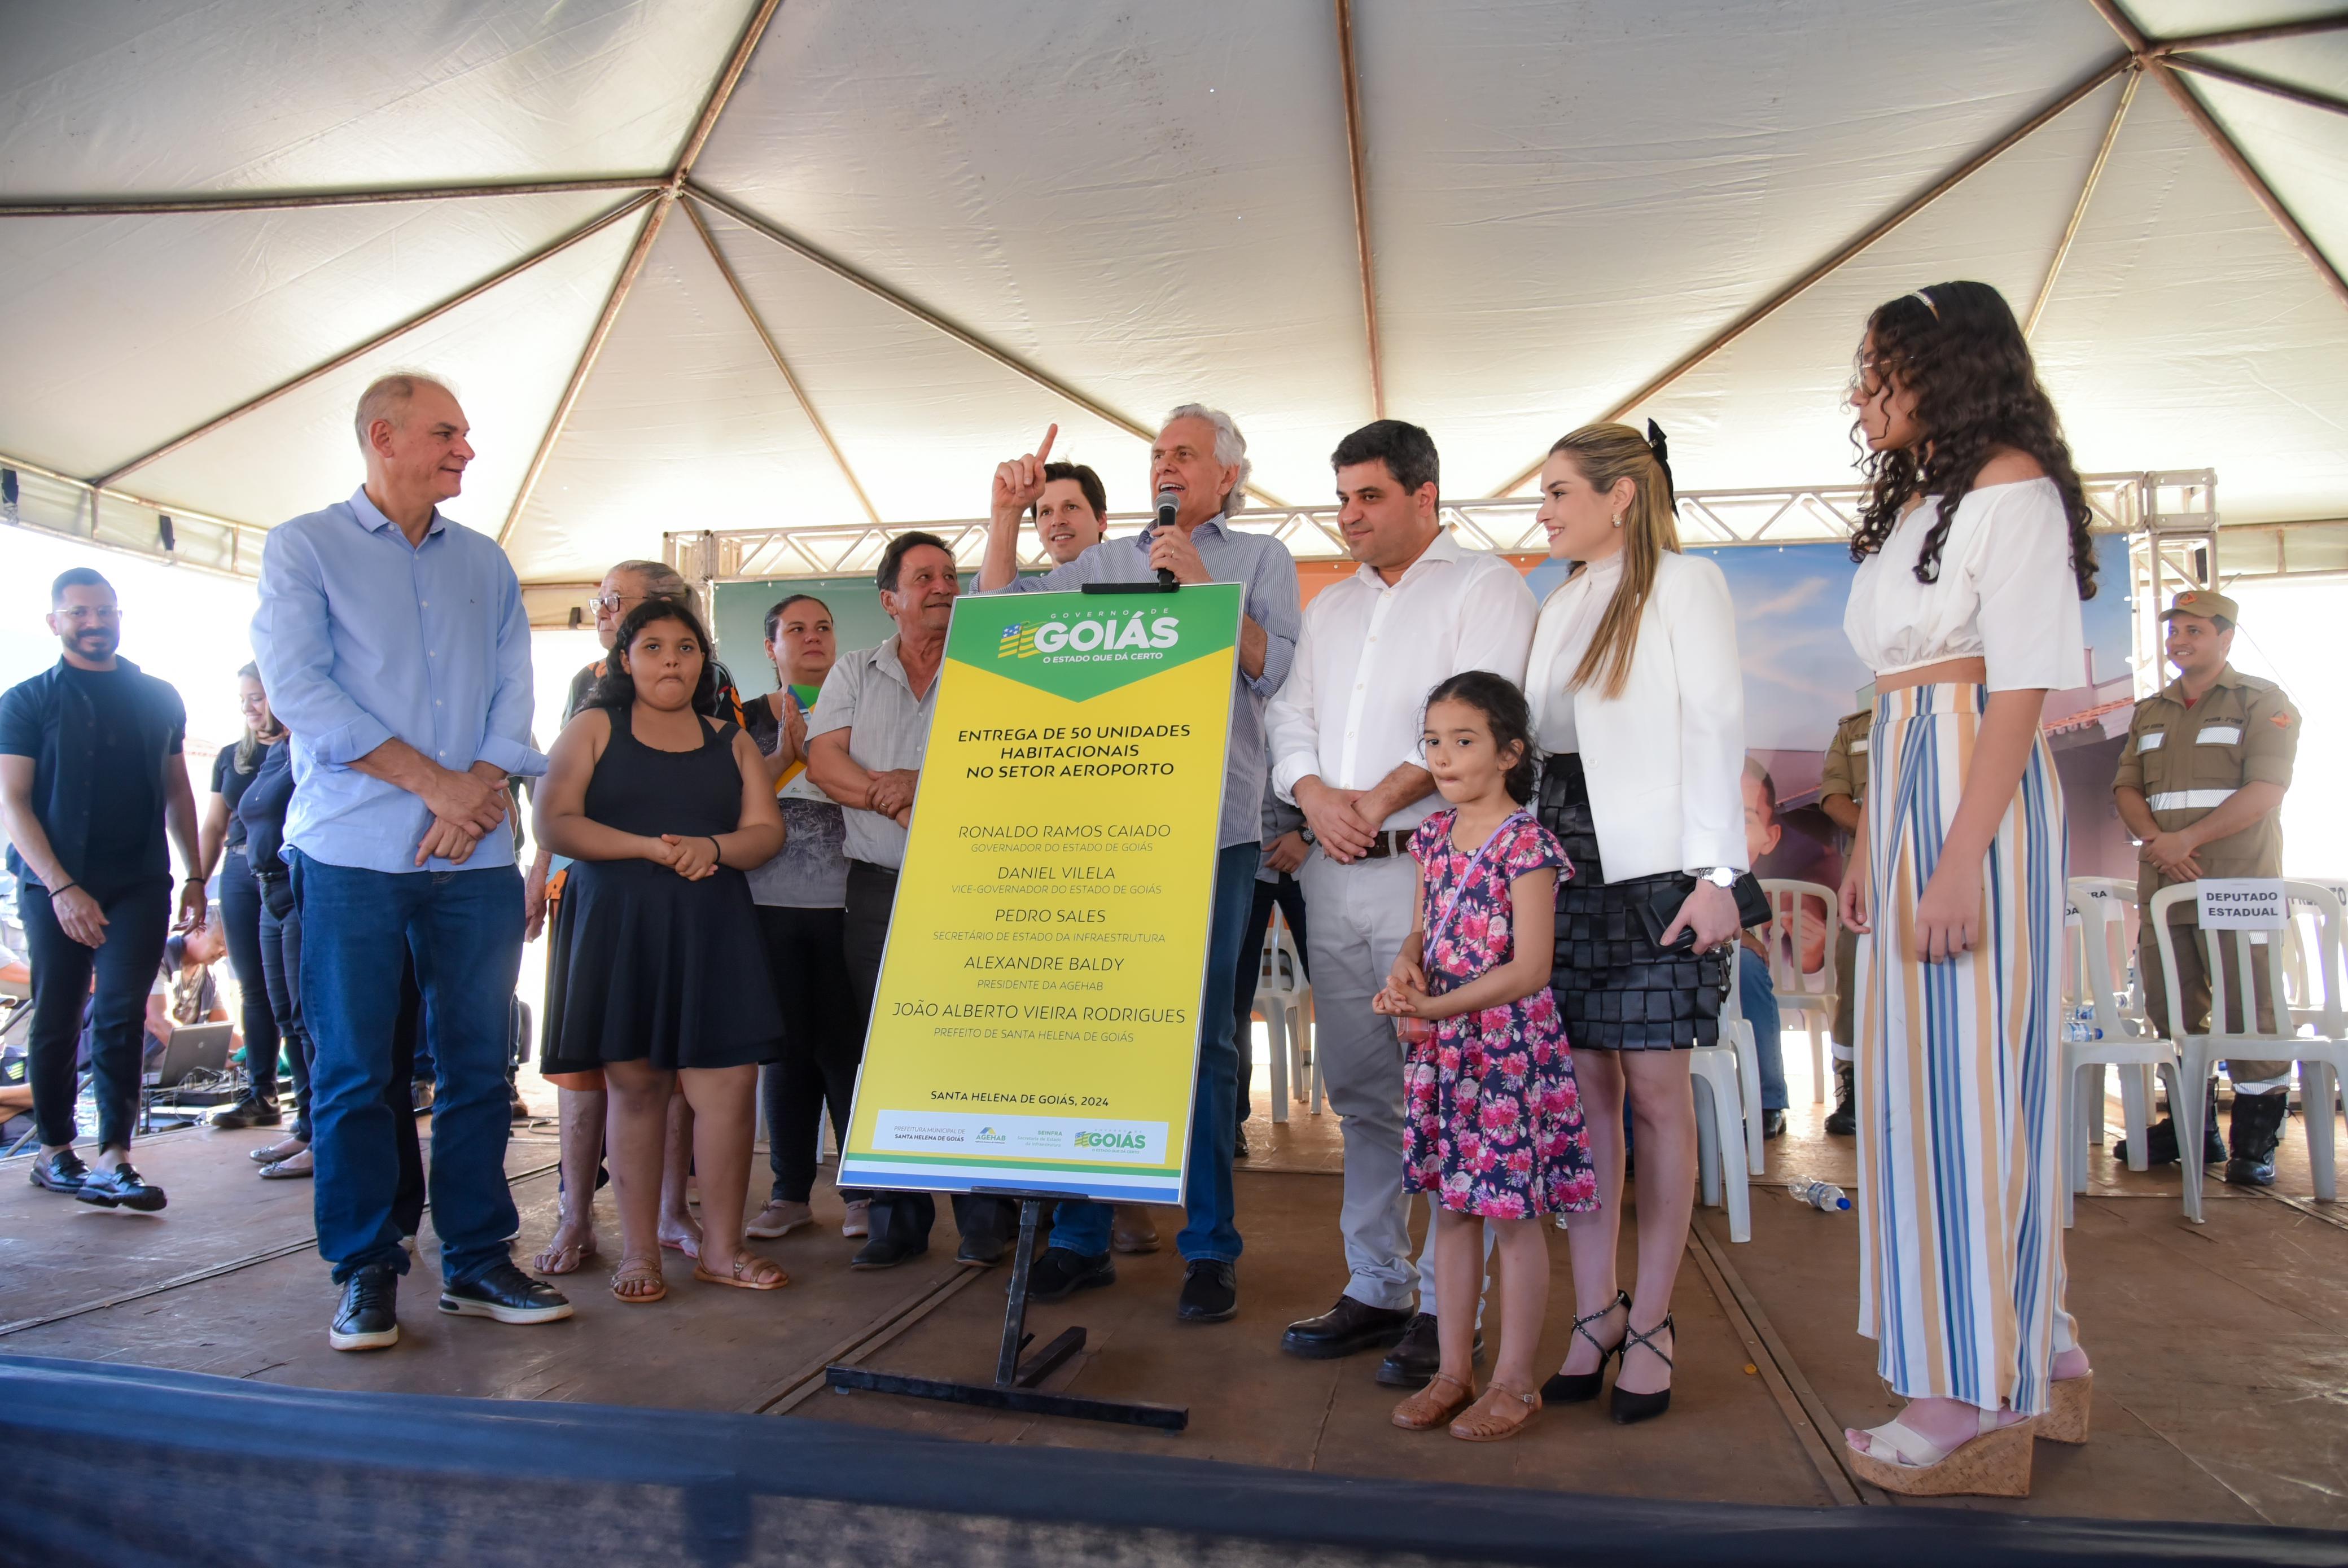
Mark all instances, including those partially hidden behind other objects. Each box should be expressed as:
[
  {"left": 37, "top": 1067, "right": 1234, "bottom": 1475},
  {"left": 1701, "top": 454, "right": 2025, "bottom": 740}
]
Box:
[{"left": 1855, "top": 682, "right": 2077, "bottom": 1417}]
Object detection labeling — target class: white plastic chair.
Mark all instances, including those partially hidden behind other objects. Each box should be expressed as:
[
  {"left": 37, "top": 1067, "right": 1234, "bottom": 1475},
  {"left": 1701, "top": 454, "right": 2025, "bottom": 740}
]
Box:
[
  {"left": 1759, "top": 880, "right": 1839, "bottom": 1103},
  {"left": 2065, "top": 875, "right": 2149, "bottom": 1150},
  {"left": 2062, "top": 882, "right": 2179, "bottom": 1227},
  {"left": 1256, "top": 907, "right": 1318, "bottom": 1123},
  {"left": 1692, "top": 942, "right": 1755, "bottom": 1241},
  {"left": 2149, "top": 881, "right": 2348, "bottom": 1223},
  {"left": 1719, "top": 941, "right": 1767, "bottom": 1176}
]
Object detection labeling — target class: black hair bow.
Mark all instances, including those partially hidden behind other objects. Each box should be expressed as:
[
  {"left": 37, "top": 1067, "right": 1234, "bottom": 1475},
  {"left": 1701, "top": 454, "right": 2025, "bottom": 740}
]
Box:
[{"left": 1646, "top": 419, "right": 1675, "bottom": 504}]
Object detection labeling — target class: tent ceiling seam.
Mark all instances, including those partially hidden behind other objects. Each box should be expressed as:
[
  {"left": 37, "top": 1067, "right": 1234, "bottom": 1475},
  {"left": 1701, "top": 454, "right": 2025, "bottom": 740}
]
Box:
[
  {"left": 88, "top": 190, "right": 659, "bottom": 488},
  {"left": 0, "top": 176, "right": 666, "bottom": 218},
  {"left": 497, "top": 198, "right": 673, "bottom": 548},
  {"left": 2163, "top": 53, "right": 2348, "bottom": 120},
  {"left": 2147, "top": 12, "right": 2348, "bottom": 55},
  {"left": 1482, "top": 52, "right": 2128, "bottom": 497},
  {"left": 683, "top": 181, "right": 1290, "bottom": 510},
  {"left": 1333, "top": 0, "right": 1385, "bottom": 422},
  {"left": 682, "top": 195, "right": 882, "bottom": 528},
  {"left": 2148, "top": 61, "right": 2348, "bottom": 310},
  {"left": 669, "top": 0, "right": 787, "bottom": 184},
  {"left": 498, "top": 0, "right": 784, "bottom": 551},
  {"left": 2088, "top": 0, "right": 2348, "bottom": 312},
  {"left": 2027, "top": 65, "right": 2143, "bottom": 339}
]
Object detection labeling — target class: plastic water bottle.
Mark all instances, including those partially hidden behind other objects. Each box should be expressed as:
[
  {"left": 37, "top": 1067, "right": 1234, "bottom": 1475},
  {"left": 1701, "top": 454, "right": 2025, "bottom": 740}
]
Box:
[
  {"left": 2063, "top": 1004, "right": 2104, "bottom": 1044},
  {"left": 1788, "top": 1177, "right": 1850, "bottom": 1212}
]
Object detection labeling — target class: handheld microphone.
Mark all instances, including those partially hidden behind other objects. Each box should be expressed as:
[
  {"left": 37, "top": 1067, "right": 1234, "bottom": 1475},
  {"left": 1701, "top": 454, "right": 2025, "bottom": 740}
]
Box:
[{"left": 1152, "top": 489, "right": 1180, "bottom": 589}]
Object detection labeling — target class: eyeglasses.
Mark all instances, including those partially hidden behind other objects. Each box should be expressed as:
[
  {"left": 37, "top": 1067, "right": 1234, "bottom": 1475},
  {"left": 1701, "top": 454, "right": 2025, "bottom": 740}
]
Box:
[{"left": 593, "top": 592, "right": 641, "bottom": 616}]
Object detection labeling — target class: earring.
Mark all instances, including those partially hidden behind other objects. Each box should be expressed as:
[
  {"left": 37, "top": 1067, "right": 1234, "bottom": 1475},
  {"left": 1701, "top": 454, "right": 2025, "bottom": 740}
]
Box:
[{"left": 1611, "top": 513, "right": 1624, "bottom": 528}]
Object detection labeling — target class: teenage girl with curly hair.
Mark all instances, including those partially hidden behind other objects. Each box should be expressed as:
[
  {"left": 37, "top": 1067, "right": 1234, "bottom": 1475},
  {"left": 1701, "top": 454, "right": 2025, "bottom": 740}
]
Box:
[{"left": 1838, "top": 281, "right": 2096, "bottom": 1497}]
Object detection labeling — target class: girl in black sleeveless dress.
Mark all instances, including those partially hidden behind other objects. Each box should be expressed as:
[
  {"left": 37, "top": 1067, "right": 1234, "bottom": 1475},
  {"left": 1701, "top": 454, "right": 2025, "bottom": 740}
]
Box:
[{"left": 536, "top": 599, "right": 787, "bottom": 1302}]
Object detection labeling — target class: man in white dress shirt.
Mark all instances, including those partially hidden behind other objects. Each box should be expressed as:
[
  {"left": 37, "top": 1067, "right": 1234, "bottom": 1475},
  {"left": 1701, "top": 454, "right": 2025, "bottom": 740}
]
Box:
[{"left": 1265, "top": 421, "right": 1537, "bottom": 1385}]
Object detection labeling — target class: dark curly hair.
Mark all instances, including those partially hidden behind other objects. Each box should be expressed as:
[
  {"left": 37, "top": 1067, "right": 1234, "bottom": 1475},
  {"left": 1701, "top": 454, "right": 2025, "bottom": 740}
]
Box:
[
  {"left": 1423, "top": 671, "right": 1538, "bottom": 804},
  {"left": 587, "top": 597, "right": 722, "bottom": 716},
  {"left": 1848, "top": 281, "right": 2096, "bottom": 599}
]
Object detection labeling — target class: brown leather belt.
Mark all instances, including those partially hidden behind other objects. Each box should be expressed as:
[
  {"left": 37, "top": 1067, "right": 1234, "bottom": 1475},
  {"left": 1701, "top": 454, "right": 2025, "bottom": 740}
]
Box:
[{"left": 1357, "top": 830, "right": 1413, "bottom": 861}]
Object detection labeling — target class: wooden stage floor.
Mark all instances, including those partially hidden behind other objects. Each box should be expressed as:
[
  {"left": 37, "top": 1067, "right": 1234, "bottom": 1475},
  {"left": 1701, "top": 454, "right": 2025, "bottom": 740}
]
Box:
[{"left": 5, "top": 1084, "right": 2345, "bottom": 1531}]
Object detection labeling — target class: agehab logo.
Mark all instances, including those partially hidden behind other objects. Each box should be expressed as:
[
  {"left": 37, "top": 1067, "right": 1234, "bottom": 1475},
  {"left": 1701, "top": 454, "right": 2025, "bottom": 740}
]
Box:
[
  {"left": 999, "top": 612, "right": 1180, "bottom": 659},
  {"left": 975, "top": 1126, "right": 1007, "bottom": 1144}
]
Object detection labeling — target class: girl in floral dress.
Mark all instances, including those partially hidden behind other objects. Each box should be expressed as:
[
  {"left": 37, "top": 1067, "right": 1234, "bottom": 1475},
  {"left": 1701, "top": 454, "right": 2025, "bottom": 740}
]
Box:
[{"left": 1375, "top": 672, "right": 1594, "bottom": 1442}]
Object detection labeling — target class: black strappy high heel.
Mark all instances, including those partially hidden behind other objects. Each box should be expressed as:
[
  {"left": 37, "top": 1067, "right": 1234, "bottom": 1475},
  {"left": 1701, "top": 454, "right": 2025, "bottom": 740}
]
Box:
[
  {"left": 1610, "top": 1312, "right": 1675, "bottom": 1425},
  {"left": 1540, "top": 1289, "right": 1629, "bottom": 1405}
]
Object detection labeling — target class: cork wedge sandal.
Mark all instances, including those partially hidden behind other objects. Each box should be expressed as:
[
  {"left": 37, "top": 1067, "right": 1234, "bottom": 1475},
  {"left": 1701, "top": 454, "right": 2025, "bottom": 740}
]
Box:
[
  {"left": 1845, "top": 1407, "right": 2036, "bottom": 1497},
  {"left": 2038, "top": 1372, "right": 2092, "bottom": 1446}
]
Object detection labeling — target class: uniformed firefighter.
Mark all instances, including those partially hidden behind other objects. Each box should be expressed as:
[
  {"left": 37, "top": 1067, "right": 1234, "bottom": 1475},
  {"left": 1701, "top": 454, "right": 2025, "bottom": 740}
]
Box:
[
  {"left": 2113, "top": 589, "right": 2302, "bottom": 1188},
  {"left": 1817, "top": 705, "right": 1870, "bottom": 1137}
]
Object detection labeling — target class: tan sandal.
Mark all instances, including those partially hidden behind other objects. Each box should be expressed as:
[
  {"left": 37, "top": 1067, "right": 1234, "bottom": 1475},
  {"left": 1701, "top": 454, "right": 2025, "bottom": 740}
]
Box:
[
  {"left": 532, "top": 1235, "right": 598, "bottom": 1276},
  {"left": 1845, "top": 1407, "right": 2036, "bottom": 1497},
  {"left": 1391, "top": 1372, "right": 1477, "bottom": 1431},
  {"left": 2039, "top": 1370, "right": 2091, "bottom": 1446},
  {"left": 694, "top": 1254, "right": 788, "bottom": 1291},
  {"left": 1450, "top": 1381, "right": 1542, "bottom": 1442},
  {"left": 609, "top": 1258, "right": 667, "bottom": 1304}
]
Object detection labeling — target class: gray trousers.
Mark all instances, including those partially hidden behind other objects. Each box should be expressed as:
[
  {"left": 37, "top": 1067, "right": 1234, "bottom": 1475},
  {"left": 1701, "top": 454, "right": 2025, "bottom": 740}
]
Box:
[{"left": 1298, "top": 849, "right": 1457, "bottom": 1315}]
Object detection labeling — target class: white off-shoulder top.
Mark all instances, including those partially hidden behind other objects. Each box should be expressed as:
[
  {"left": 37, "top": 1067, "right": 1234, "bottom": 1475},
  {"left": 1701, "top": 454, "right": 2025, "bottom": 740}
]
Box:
[{"left": 1842, "top": 477, "right": 2087, "bottom": 691}]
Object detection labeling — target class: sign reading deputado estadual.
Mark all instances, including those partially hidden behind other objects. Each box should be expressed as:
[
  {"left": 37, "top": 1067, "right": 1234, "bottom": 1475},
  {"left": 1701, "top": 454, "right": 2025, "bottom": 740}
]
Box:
[
  {"left": 2198, "top": 877, "right": 2288, "bottom": 931},
  {"left": 837, "top": 584, "right": 1241, "bottom": 1203}
]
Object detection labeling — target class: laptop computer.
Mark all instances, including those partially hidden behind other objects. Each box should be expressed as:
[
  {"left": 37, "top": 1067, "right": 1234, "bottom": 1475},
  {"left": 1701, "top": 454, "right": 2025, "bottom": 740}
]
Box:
[{"left": 145, "top": 1022, "right": 233, "bottom": 1092}]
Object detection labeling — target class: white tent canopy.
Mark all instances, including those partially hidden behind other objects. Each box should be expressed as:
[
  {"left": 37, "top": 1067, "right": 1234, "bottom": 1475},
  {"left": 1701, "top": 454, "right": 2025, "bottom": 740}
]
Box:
[{"left": 2, "top": 0, "right": 2343, "bottom": 589}]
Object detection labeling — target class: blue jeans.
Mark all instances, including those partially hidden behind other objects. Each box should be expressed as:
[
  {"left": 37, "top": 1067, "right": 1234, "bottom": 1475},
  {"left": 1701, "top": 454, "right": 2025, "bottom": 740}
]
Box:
[
  {"left": 1053, "top": 842, "right": 1256, "bottom": 1264},
  {"left": 1740, "top": 947, "right": 1788, "bottom": 1113},
  {"left": 292, "top": 852, "right": 523, "bottom": 1286}
]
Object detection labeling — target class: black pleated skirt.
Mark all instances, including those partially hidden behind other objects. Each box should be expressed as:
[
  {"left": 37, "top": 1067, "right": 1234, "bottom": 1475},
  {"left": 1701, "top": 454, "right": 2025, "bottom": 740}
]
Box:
[{"left": 1537, "top": 753, "right": 1727, "bottom": 1050}]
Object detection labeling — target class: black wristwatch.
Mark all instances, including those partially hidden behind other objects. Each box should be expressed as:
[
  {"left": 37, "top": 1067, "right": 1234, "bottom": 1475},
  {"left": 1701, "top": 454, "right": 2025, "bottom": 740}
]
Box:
[{"left": 1298, "top": 826, "right": 1316, "bottom": 847}]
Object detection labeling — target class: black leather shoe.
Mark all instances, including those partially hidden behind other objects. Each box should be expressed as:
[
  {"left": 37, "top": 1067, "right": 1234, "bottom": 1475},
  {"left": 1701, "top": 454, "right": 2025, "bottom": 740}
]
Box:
[
  {"left": 2224, "top": 1155, "right": 2277, "bottom": 1187},
  {"left": 850, "top": 1234, "right": 928, "bottom": 1270},
  {"left": 331, "top": 1264, "right": 401, "bottom": 1352},
  {"left": 439, "top": 1262, "right": 572, "bottom": 1324},
  {"left": 1823, "top": 1100, "right": 1855, "bottom": 1137},
  {"left": 1233, "top": 1124, "right": 1250, "bottom": 1160},
  {"left": 956, "top": 1232, "right": 1009, "bottom": 1267},
  {"left": 1375, "top": 1312, "right": 1488, "bottom": 1387},
  {"left": 28, "top": 1148, "right": 89, "bottom": 1195},
  {"left": 1282, "top": 1294, "right": 1414, "bottom": 1360},
  {"left": 1761, "top": 1109, "right": 1788, "bottom": 1140},
  {"left": 211, "top": 1097, "right": 281, "bottom": 1129},
  {"left": 76, "top": 1162, "right": 167, "bottom": 1211},
  {"left": 1177, "top": 1259, "right": 1237, "bottom": 1322},
  {"left": 1024, "top": 1246, "right": 1115, "bottom": 1302}
]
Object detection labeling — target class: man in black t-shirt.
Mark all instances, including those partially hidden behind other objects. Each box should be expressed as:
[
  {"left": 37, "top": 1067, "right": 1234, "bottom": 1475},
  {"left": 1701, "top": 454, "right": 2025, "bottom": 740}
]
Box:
[{"left": 0, "top": 568, "right": 205, "bottom": 1211}]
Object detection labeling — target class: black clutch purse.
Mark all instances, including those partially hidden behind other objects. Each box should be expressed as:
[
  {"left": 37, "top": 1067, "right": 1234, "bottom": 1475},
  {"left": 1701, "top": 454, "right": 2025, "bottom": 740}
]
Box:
[{"left": 1638, "top": 871, "right": 1771, "bottom": 953}]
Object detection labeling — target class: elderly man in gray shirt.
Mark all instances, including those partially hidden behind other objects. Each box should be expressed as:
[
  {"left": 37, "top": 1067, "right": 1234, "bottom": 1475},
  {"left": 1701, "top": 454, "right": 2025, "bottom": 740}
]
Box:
[
  {"left": 806, "top": 532, "right": 1020, "bottom": 1271},
  {"left": 975, "top": 405, "right": 1302, "bottom": 1325}
]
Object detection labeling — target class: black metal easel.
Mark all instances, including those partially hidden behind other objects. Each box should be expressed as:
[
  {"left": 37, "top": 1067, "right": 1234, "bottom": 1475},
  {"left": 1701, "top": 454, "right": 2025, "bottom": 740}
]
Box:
[{"left": 823, "top": 1194, "right": 1188, "bottom": 1431}]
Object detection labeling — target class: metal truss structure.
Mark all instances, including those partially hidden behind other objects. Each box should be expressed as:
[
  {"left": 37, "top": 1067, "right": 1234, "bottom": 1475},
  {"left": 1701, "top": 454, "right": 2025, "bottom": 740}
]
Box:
[{"left": 664, "top": 471, "right": 2162, "bottom": 585}]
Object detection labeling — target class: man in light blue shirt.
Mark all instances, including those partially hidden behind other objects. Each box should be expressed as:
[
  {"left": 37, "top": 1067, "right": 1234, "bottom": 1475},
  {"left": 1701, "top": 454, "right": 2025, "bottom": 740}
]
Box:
[
  {"left": 252, "top": 373, "right": 570, "bottom": 1354},
  {"left": 974, "top": 405, "right": 1302, "bottom": 1325}
]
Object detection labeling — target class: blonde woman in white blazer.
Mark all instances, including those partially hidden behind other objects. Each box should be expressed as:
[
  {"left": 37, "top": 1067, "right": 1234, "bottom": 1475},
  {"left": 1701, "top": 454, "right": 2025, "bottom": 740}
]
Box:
[{"left": 1521, "top": 422, "right": 1746, "bottom": 1426}]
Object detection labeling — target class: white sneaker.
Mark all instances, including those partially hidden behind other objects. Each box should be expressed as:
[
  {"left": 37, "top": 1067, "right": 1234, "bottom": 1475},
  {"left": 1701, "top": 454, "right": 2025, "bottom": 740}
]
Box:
[{"left": 841, "top": 1198, "right": 872, "bottom": 1238}]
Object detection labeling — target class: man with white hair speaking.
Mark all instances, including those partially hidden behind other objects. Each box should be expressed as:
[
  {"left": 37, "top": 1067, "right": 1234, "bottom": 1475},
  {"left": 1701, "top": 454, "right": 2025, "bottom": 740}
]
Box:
[{"left": 976, "top": 408, "right": 1302, "bottom": 1324}]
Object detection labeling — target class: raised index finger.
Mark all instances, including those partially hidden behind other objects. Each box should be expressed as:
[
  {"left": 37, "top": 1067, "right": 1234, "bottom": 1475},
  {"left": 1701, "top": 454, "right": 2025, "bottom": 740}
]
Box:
[{"left": 1036, "top": 423, "right": 1058, "bottom": 463}]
